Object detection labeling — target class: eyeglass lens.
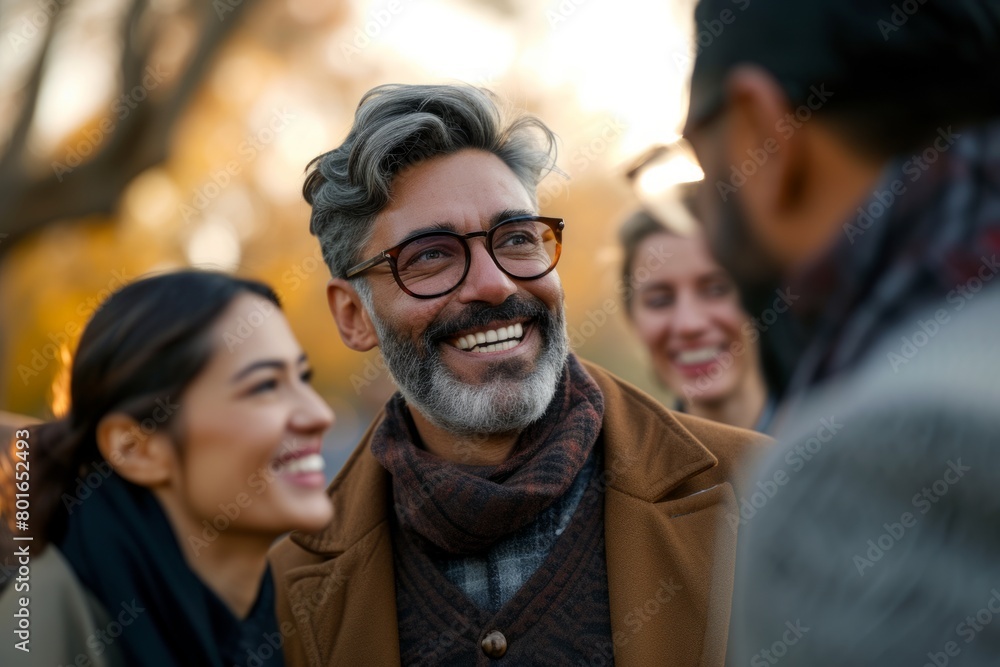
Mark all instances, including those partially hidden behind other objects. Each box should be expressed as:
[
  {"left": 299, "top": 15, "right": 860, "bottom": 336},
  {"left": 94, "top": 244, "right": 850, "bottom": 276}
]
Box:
[{"left": 395, "top": 219, "right": 558, "bottom": 296}]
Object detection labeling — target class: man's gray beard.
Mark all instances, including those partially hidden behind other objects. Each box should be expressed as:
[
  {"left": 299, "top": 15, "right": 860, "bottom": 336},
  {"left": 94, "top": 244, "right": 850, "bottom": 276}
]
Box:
[{"left": 360, "top": 289, "right": 569, "bottom": 437}]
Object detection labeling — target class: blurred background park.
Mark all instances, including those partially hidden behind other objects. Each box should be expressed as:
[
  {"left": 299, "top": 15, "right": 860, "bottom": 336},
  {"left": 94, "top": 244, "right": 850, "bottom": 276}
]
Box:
[{"left": 0, "top": 0, "right": 705, "bottom": 475}]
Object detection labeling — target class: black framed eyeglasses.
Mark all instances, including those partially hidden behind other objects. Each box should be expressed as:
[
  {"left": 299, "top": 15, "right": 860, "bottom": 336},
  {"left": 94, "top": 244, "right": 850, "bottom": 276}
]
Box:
[{"left": 345, "top": 215, "right": 564, "bottom": 299}]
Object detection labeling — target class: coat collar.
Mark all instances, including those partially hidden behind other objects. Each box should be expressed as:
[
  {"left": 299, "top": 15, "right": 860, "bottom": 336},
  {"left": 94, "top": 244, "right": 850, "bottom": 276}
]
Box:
[
  {"left": 291, "top": 358, "right": 718, "bottom": 557},
  {"left": 583, "top": 359, "right": 719, "bottom": 502},
  {"left": 281, "top": 358, "right": 736, "bottom": 666}
]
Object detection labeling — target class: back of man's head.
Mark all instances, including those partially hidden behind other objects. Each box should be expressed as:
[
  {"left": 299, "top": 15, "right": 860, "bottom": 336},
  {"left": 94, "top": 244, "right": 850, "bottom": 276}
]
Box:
[
  {"left": 686, "top": 0, "right": 1000, "bottom": 157},
  {"left": 304, "top": 84, "right": 557, "bottom": 283}
]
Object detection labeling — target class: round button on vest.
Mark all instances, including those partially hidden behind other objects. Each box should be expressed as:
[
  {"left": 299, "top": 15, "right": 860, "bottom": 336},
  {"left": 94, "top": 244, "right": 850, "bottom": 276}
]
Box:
[{"left": 481, "top": 630, "right": 508, "bottom": 658}]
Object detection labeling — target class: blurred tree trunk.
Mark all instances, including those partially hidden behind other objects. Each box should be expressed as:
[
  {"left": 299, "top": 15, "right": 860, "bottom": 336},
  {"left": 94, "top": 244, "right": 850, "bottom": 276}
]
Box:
[{"left": 0, "top": 0, "right": 258, "bottom": 261}]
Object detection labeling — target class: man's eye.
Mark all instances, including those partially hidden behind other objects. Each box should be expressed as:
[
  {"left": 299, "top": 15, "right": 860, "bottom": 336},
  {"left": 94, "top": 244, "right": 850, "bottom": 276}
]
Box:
[
  {"left": 415, "top": 248, "right": 445, "bottom": 262},
  {"left": 300, "top": 369, "right": 314, "bottom": 384},
  {"left": 400, "top": 242, "right": 458, "bottom": 269},
  {"left": 497, "top": 232, "right": 532, "bottom": 247}
]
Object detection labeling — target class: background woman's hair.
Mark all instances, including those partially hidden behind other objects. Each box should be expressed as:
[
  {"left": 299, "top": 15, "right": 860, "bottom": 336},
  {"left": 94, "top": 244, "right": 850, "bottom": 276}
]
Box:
[
  {"left": 0, "top": 270, "right": 280, "bottom": 548},
  {"left": 618, "top": 182, "right": 701, "bottom": 310}
]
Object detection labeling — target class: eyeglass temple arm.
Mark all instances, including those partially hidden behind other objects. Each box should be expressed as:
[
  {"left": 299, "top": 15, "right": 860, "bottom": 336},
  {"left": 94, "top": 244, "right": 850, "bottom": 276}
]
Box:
[{"left": 345, "top": 253, "right": 389, "bottom": 279}]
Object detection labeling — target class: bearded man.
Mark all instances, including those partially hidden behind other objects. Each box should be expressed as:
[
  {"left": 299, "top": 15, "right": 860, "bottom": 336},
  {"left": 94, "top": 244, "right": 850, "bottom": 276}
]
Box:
[
  {"left": 269, "top": 83, "right": 767, "bottom": 666},
  {"left": 683, "top": 0, "right": 1000, "bottom": 662}
]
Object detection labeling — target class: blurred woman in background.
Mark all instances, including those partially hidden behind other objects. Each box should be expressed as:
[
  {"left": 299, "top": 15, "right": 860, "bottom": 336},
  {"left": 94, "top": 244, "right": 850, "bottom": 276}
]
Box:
[
  {"left": 0, "top": 271, "right": 334, "bottom": 666},
  {"left": 619, "top": 187, "right": 774, "bottom": 431}
]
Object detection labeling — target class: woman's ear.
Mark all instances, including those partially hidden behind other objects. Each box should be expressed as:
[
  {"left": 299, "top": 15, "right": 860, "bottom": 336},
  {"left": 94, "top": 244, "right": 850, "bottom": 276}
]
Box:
[
  {"left": 96, "top": 413, "right": 176, "bottom": 487},
  {"left": 327, "top": 278, "right": 379, "bottom": 352}
]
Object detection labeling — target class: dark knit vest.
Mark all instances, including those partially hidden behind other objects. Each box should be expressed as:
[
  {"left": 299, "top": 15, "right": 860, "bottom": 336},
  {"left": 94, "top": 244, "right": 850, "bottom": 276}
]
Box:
[{"left": 393, "top": 457, "right": 614, "bottom": 666}]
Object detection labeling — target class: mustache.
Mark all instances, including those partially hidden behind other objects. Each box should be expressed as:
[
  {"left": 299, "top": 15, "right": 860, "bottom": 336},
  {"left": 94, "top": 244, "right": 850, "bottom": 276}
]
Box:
[{"left": 423, "top": 294, "right": 550, "bottom": 344}]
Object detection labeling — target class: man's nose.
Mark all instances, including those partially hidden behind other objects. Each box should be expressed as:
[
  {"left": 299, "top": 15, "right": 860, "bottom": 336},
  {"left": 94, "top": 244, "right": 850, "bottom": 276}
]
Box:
[{"left": 455, "top": 240, "right": 518, "bottom": 305}]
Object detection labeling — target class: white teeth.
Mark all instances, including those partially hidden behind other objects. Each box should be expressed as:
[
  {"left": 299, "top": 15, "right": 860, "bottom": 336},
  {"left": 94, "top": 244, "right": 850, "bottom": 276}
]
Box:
[
  {"left": 471, "top": 339, "right": 519, "bottom": 354},
  {"left": 677, "top": 347, "right": 721, "bottom": 365},
  {"left": 452, "top": 324, "right": 526, "bottom": 351},
  {"left": 278, "top": 453, "right": 324, "bottom": 474}
]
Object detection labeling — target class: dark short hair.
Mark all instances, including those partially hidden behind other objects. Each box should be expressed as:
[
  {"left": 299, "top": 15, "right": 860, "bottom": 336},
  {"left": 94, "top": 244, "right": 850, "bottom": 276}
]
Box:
[
  {"left": 686, "top": 0, "right": 1000, "bottom": 158},
  {"left": 303, "top": 84, "right": 559, "bottom": 281}
]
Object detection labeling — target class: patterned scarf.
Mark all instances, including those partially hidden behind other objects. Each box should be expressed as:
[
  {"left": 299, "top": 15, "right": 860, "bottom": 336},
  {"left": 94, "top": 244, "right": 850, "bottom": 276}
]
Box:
[
  {"left": 371, "top": 354, "right": 605, "bottom": 556},
  {"left": 772, "top": 121, "right": 1000, "bottom": 401}
]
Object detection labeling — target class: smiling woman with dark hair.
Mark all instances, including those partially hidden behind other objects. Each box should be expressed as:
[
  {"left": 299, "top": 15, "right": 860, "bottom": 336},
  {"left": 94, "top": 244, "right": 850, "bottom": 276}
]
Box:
[{"left": 0, "top": 270, "right": 334, "bottom": 667}]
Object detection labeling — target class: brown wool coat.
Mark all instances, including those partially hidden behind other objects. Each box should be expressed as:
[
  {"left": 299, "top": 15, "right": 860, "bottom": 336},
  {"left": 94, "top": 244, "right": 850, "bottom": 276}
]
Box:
[{"left": 269, "top": 360, "right": 770, "bottom": 666}]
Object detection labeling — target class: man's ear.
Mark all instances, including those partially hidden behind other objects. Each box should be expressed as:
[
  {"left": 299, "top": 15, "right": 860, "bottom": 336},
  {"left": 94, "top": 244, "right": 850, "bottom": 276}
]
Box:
[
  {"left": 724, "top": 65, "right": 807, "bottom": 228},
  {"left": 327, "top": 278, "right": 379, "bottom": 352},
  {"left": 96, "top": 413, "right": 175, "bottom": 487}
]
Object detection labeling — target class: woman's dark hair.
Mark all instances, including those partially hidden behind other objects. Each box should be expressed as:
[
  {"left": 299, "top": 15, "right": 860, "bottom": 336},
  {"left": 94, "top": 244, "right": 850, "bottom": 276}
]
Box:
[
  {"left": 618, "top": 182, "right": 701, "bottom": 311},
  {"left": 0, "top": 270, "right": 280, "bottom": 547}
]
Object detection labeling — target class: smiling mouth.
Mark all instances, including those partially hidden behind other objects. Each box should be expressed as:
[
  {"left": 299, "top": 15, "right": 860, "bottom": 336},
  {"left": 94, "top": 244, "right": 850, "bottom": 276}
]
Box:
[
  {"left": 674, "top": 346, "right": 723, "bottom": 366},
  {"left": 449, "top": 322, "right": 525, "bottom": 354},
  {"left": 272, "top": 443, "right": 325, "bottom": 475},
  {"left": 274, "top": 453, "right": 325, "bottom": 475}
]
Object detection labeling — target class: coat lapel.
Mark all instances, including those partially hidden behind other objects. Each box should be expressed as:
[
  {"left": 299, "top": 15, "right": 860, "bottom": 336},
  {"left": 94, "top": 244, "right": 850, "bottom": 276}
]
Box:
[
  {"left": 283, "top": 527, "right": 400, "bottom": 666},
  {"left": 277, "top": 362, "right": 744, "bottom": 667},
  {"left": 588, "top": 361, "right": 740, "bottom": 667}
]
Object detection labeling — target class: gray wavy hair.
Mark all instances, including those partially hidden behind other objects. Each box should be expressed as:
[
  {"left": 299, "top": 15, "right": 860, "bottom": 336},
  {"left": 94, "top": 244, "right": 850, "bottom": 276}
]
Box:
[{"left": 303, "top": 84, "right": 560, "bottom": 281}]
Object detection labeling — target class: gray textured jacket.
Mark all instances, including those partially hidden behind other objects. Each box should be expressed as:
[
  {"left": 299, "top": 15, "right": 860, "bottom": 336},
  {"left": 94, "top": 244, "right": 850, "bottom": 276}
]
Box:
[
  {"left": 0, "top": 545, "right": 125, "bottom": 666},
  {"left": 728, "top": 287, "right": 1000, "bottom": 664}
]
